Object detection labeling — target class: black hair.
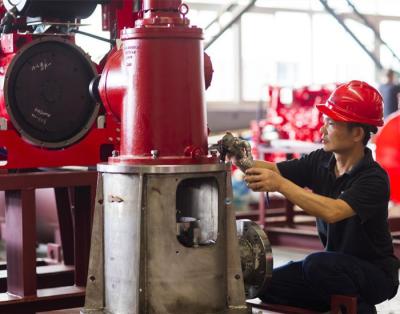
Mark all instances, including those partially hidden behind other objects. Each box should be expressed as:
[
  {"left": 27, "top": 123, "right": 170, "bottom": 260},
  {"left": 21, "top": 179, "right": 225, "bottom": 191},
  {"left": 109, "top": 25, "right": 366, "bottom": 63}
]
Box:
[{"left": 347, "top": 122, "right": 378, "bottom": 146}]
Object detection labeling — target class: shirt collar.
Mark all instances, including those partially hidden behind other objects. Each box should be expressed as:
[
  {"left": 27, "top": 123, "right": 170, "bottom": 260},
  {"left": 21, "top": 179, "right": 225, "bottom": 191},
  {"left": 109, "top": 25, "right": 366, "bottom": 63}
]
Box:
[
  {"left": 322, "top": 147, "right": 374, "bottom": 177},
  {"left": 347, "top": 147, "right": 374, "bottom": 176}
]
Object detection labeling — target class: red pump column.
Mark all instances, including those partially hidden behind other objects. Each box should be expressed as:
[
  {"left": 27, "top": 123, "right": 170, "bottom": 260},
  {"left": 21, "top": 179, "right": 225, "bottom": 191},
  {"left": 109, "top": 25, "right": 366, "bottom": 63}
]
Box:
[
  {"left": 142, "top": 0, "right": 182, "bottom": 9},
  {"left": 105, "top": 0, "right": 214, "bottom": 165}
]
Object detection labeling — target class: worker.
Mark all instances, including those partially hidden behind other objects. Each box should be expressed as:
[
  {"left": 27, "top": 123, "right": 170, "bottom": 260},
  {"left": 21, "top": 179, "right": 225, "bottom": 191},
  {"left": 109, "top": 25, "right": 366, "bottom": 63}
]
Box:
[
  {"left": 244, "top": 80, "right": 399, "bottom": 313},
  {"left": 379, "top": 68, "right": 400, "bottom": 118}
]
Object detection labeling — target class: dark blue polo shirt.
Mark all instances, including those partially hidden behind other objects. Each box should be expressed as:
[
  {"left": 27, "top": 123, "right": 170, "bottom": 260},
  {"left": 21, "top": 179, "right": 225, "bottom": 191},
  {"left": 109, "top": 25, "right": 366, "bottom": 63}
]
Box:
[{"left": 277, "top": 148, "right": 399, "bottom": 281}]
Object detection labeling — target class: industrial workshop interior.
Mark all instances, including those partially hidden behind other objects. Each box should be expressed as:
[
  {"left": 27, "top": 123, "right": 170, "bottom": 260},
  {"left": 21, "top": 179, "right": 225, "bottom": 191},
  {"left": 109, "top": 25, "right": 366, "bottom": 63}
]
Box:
[{"left": 1, "top": 0, "right": 400, "bottom": 313}]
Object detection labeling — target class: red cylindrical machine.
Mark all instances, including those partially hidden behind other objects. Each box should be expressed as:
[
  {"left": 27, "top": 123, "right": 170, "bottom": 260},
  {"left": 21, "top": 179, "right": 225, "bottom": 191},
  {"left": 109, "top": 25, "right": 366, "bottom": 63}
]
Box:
[
  {"left": 98, "top": 0, "right": 215, "bottom": 164},
  {"left": 376, "top": 112, "right": 400, "bottom": 203}
]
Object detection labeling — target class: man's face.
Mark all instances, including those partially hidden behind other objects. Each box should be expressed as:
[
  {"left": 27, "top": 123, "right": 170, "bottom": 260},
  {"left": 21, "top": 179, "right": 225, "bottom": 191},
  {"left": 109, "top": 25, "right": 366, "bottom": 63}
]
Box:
[{"left": 320, "top": 116, "right": 357, "bottom": 153}]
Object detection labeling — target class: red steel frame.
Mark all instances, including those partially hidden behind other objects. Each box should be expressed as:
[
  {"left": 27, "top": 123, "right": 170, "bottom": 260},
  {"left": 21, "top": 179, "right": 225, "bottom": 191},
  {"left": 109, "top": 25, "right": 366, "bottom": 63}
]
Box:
[{"left": 0, "top": 170, "right": 97, "bottom": 313}]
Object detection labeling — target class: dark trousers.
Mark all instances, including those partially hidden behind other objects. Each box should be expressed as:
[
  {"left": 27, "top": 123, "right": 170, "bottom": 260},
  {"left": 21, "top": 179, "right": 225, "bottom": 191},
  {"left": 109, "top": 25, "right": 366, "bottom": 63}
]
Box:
[{"left": 260, "top": 252, "right": 398, "bottom": 313}]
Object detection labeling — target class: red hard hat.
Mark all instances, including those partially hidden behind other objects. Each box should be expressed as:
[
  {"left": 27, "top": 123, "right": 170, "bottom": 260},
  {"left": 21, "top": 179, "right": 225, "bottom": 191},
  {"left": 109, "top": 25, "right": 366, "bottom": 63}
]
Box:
[{"left": 316, "top": 80, "right": 384, "bottom": 127}]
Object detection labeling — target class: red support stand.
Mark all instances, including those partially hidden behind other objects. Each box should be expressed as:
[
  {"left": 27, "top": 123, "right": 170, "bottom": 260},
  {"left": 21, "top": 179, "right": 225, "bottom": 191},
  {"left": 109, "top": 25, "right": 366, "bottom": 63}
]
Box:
[
  {"left": 0, "top": 170, "right": 97, "bottom": 313},
  {"left": 5, "top": 189, "right": 37, "bottom": 297},
  {"left": 73, "top": 186, "right": 93, "bottom": 287},
  {"left": 54, "top": 187, "right": 75, "bottom": 266}
]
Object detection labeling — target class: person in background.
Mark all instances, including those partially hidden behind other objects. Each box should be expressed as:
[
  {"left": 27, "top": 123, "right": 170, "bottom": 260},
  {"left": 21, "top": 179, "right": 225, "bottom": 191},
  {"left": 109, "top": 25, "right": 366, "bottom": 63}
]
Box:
[
  {"left": 379, "top": 68, "right": 400, "bottom": 118},
  {"left": 244, "top": 80, "right": 399, "bottom": 314}
]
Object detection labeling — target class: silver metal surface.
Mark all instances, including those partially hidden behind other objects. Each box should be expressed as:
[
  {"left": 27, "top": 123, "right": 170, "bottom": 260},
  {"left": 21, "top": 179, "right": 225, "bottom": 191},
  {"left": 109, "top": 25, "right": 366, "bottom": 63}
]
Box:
[
  {"left": 236, "top": 220, "right": 273, "bottom": 299},
  {"left": 103, "top": 173, "right": 143, "bottom": 314},
  {"left": 97, "top": 115, "right": 105, "bottom": 129},
  {"left": 97, "top": 162, "right": 229, "bottom": 174},
  {"left": 225, "top": 170, "right": 248, "bottom": 308},
  {"left": 81, "top": 174, "right": 105, "bottom": 314},
  {"left": 150, "top": 149, "right": 159, "bottom": 159},
  {"left": 176, "top": 177, "right": 219, "bottom": 244},
  {"left": 83, "top": 165, "right": 249, "bottom": 314},
  {"left": 144, "top": 172, "right": 228, "bottom": 313}
]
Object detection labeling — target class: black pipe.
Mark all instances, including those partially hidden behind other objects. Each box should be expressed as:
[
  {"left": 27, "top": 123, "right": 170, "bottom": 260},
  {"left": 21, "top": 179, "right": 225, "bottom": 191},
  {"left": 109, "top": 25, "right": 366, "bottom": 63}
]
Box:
[{"left": 70, "top": 29, "right": 115, "bottom": 45}]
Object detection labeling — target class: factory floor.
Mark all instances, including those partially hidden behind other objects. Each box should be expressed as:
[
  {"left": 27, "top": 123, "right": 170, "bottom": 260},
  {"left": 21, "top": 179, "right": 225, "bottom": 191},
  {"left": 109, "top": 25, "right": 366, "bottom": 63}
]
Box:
[{"left": 38, "top": 246, "right": 400, "bottom": 314}]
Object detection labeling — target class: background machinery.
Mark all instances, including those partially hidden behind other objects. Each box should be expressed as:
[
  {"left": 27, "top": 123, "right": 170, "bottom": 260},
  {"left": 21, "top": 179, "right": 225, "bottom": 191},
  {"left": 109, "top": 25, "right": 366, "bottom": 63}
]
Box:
[{"left": 251, "top": 84, "right": 334, "bottom": 162}]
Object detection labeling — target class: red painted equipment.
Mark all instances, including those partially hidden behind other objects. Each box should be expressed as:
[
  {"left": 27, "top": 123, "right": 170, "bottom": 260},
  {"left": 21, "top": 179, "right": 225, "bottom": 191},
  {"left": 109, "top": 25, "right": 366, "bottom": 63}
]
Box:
[
  {"left": 317, "top": 80, "right": 384, "bottom": 127},
  {"left": 251, "top": 85, "right": 334, "bottom": 161},
  {"left": 0, "top": 32, "right": 120, "bottom": 169},
  {"left": 0, "top": 1, "right": 141, "bottom": 169},
  {"left": 97, "top": 0, "right": 215, "bottom": 165},
  {"left": 376, "top": 111, "right": 400, "bottom": 203}
]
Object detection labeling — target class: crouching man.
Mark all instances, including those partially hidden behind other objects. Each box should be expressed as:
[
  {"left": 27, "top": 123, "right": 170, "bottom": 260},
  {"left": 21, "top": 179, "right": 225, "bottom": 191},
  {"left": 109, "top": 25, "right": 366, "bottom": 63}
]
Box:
[{"left": 244, "top": 81, "right": 399, "bottom": 313}]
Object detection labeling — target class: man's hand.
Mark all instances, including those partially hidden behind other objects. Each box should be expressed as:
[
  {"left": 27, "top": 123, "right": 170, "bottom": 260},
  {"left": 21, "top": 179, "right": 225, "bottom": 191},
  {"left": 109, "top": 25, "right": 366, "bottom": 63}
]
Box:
[{"left": 244, "top": 168, "right": 285, "bottom": 192}]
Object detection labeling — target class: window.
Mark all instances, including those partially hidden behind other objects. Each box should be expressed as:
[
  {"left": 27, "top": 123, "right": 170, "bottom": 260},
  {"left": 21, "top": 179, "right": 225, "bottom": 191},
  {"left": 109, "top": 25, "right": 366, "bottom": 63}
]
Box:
[
  {"left": 75, "top": 5, "right": 111, "bottom": 63},
  {"left": 241, "top": 13, "right": 275, "bottom": 101},
  {"left": 377, "top": 0, "right": 400, "bottom": 17},
  {"left": 188, "top": 8, "right": 236, "bottom": 101},
  {"left": 312, "top": 14, "right": 375, "bottom": 84},
  {"left": 274, "top": 12, "right": 312, "bottom": 86},
  {"left": 380, "top": 20, "right": 400, "bottom": 72},
  {"left": 241, "top": 12, "right": 312, "bottom": 101},
  {"left": 205, "top": 29, "right": 236, "bottom": 101}
]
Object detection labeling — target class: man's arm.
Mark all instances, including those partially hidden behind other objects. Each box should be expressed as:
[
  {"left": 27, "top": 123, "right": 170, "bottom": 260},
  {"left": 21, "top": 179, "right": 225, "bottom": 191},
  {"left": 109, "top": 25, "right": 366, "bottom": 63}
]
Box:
[
  {"left": 245, "top": 168, "right": 355, "bottom": 223},
  {"left": 251, "top": 160, "right": 281, "bottom": 174}
]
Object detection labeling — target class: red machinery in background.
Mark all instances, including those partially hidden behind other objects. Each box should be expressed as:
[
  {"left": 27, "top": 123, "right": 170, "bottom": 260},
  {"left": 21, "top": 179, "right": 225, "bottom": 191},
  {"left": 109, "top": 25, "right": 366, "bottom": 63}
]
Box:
[
  {"left": 376, "top": 111, "right": 400, "bottom": 204},
  {"left": 0, "top": 0, "right": 139, "bottom": 169},
  {"left": 251, "top": 84, "right": 335, "bottom": 161}
]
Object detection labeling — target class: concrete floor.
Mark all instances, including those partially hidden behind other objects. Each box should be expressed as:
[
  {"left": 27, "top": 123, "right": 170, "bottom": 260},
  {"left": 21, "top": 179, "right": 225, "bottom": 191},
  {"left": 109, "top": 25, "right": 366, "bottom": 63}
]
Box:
[{"left": 39, "top": 246, "right": 400, "bottom": 314}]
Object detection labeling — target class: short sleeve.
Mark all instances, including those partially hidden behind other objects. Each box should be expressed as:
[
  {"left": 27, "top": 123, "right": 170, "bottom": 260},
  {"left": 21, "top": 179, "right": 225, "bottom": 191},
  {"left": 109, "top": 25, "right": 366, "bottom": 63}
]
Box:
[
  {"left": 339, "top": 171, "right": 390, "bottom": 223},
  {"left": 277, "top": 149, "right": 325, "bottom": 189}
]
